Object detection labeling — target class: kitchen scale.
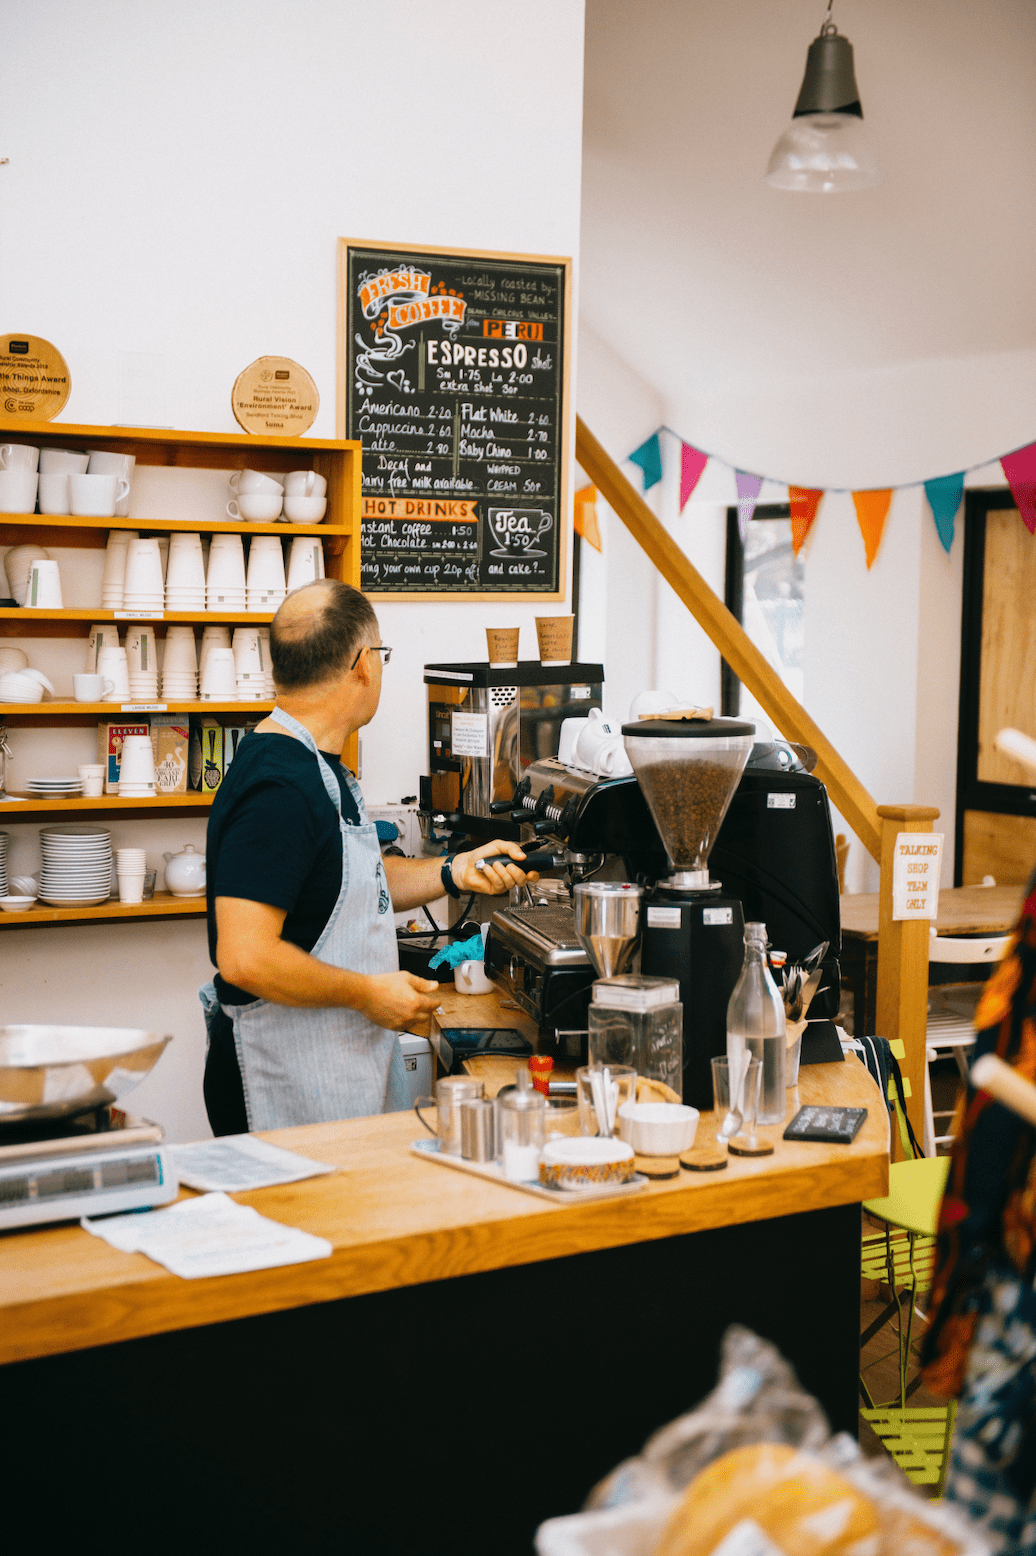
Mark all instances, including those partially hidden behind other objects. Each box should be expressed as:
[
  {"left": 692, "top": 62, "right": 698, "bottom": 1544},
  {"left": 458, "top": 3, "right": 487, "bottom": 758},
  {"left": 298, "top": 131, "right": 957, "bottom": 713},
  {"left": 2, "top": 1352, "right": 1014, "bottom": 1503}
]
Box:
[{"left": 0, "top": 1108, "right": 177, "bottom": 1231}]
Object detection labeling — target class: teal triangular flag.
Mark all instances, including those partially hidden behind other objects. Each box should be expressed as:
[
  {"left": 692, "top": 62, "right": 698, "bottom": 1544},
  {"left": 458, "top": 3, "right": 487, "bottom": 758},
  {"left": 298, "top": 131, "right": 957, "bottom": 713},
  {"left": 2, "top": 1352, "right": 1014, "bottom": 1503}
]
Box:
[
  {"left": 924, "top": 472, "right": 964, "bottom": 553},
  {"left": 629, "top": 433, "right": 662, "bottom": 491}
]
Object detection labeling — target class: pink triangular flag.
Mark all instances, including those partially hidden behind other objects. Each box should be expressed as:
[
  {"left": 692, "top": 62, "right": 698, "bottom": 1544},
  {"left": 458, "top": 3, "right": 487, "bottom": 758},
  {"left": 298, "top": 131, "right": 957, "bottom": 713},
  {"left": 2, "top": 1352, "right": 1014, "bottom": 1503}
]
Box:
[
  {"left": 679, "top": 443, "right": 709, "bottom": 512},
  {"left": 1001, "top": 442, "right": 1036, "bottom": 534},
  {"left": 735, "top": 471, "right": 763, "bottom": 542}
]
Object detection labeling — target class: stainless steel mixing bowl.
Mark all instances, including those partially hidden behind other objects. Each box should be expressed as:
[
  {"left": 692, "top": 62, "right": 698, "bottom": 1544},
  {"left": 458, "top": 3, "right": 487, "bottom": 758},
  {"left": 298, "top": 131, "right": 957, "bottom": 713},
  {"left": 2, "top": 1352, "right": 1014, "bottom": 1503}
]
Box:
[{"left": 0, "top": 1025, "right": 172, "bottom": 1122}]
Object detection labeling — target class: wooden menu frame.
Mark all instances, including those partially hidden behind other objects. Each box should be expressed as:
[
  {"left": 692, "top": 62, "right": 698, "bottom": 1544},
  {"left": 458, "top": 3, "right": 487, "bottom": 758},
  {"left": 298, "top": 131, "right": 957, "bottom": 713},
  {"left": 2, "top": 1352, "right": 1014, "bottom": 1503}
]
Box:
[{"left": 337, "top": 236, "right": 571, "bottom": 603}]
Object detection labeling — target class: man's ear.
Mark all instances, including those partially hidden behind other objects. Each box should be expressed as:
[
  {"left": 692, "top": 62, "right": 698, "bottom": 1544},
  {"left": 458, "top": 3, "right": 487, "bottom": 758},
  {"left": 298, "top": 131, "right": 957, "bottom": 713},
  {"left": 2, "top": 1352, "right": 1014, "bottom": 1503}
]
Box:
[{"left": 353, "top": 645, "right": 373, "bottom": 687}]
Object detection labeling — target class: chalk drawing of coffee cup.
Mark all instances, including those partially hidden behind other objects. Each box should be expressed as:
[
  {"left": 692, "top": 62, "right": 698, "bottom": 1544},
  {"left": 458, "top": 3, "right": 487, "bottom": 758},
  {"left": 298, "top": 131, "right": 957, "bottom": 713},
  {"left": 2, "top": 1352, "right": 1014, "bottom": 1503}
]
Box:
[{"left": 487, "top": 507, "right": 553, "bottom": 558}]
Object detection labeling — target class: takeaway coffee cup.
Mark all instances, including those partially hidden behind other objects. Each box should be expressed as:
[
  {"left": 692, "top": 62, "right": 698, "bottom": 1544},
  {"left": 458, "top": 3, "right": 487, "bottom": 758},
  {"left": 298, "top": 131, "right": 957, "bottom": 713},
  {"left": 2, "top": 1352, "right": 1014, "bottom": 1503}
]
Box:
[
  {"left": 486, "top": 627, "right": 519, "bottom": 667},
  {"left": 535, "top": 615, "right": 574, "bottom": 665},
  {"left": 73, "top": 674, "right": 114, "bottom": 702}
]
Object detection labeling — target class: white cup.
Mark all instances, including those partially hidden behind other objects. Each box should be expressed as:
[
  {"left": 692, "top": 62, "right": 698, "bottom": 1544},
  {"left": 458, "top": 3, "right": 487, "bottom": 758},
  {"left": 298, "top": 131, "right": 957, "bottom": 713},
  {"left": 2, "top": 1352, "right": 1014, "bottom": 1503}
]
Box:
[
  {"left": 39, "top": 448, "right": 89, "bottom": 475},
  {"left": 232, "top": 628, "right": 265, "bottom": 676},
  {"left": 227, "top": 494, "right": 283, "bottom": 522},
  {"left": 455, "top": 960, "right": 495, "bottom": 995},
  {"left": 87, "top": 451, "right": 135, "bottom": 517},
  {"left": 69, "top": 473, "right": 131, "bottom": 518},
  {"left": 200, "top": 646, "right": 237, "bottom": 697},
  {"left": 287, "top": 538, "right": 325, "bottom": 590},
  {"left": 77, "top": 763, "right": 106, "bottom": 797},
  {"left": 0, "top": 469, "right": 39, "bottom": 513},
  {"left": 283, "top": 495, "right": 327, "bottom": 524},
  {"left": 25, "top": 558, "right": 63, "bottom": 608},
  {"left": 73, "top": 673, "right": 114, "bottom": 702},
  {"left": 125, "top": 626, "right": 157, "bottom": 673},
  {"left": 118, "top": 735, "right": 157, "bottom": 786},
  {"left": 37, "top": 472, "right": 71, "bottom": 515},
  {"left": 123, "top": 537, "right": 165, "bottom": 598},
  {"left": 96, "top": 645, "right": 130, "bottom": 700},
  {"left": 0, "top": 444, "right": 40, "bottom": 472},
  {"left": 86, "top": 624, "right": 121, "bottom": 671},
  {"left": 117, "top": 874, "right": 146, "bottom": 904},
  {"left": 229, "top": 470, "right": 284, "bottom": 495},
  {"left": 283, "top": 470, "right": 327, "bottom": 498}
]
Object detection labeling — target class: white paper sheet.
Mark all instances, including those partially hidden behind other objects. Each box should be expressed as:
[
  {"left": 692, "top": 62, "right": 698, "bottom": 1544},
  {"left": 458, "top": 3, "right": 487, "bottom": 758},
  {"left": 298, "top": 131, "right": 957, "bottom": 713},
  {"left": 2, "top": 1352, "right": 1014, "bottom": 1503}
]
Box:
[
  {"left": 166, "top": 1134, "right": 338, "bottom": 1193},
  {"left": 81, "top": 1190, "right": 332, "bottom": 1279}
]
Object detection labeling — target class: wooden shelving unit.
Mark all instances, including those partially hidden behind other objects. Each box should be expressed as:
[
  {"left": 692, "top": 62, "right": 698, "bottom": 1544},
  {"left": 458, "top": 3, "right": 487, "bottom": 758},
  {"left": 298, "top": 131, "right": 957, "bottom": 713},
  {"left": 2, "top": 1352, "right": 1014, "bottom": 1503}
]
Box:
[
  {"left": 0, "top": 889, "right": 206, "bottom": 929},
  {"left": 0, "top": 417, "right": 362, "bottom": 926}
]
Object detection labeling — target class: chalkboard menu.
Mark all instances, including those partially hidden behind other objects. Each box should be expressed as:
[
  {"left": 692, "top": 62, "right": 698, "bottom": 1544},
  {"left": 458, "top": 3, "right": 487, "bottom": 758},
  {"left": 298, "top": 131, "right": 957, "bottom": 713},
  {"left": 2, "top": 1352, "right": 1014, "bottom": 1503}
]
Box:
[{"left": 338, "top": 239, "right": 571, "bottom": 600}]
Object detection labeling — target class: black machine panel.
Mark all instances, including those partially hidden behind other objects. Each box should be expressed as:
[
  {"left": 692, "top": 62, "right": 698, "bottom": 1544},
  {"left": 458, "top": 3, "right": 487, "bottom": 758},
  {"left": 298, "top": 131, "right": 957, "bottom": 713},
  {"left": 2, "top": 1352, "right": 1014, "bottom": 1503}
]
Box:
[{"left": 710, "top": 769, "right": 842, "bottom": 1020}]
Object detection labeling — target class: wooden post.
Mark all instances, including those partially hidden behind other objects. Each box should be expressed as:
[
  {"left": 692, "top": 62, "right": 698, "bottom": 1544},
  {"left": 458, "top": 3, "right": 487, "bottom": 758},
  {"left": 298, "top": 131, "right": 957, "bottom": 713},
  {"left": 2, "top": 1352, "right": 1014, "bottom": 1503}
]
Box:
[{"left": 875, "top": 804, "right": 940, "bottom": 1151}]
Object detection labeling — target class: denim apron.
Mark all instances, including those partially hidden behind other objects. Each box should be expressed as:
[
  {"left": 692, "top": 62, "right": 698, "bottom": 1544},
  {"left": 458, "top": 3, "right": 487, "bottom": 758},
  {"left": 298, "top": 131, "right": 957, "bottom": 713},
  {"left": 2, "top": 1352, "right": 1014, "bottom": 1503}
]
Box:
[{"left": 199, "top": 708, "right": 409, "bottom": 1129}]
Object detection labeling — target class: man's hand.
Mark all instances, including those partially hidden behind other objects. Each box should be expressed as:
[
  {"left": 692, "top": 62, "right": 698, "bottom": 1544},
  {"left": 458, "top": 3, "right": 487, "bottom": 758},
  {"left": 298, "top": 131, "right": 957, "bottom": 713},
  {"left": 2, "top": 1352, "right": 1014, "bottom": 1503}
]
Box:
[
  {"left": 362, "top": 970, "right": 442, "bottom": 1031},
  {"left": 450, "top": 838, "right": 539, "bottom": 896}
]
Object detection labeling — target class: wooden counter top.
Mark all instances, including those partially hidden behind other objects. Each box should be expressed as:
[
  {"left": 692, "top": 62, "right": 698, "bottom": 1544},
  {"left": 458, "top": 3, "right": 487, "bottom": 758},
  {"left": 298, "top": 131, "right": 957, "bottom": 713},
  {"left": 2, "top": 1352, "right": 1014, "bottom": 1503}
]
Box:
[
  {"left": 840, "top": 883, "right": 1022, "bottom": 941},
  {"left": 0, "top": 1055, "right": 887, "bottom": 1368}
]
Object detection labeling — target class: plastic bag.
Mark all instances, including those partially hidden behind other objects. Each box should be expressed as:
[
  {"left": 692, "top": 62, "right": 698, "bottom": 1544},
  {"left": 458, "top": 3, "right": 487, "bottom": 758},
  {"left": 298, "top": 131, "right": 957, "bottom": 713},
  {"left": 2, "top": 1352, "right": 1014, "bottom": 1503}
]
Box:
[{"left": 536, "top": 1327, "right": 987, "bottom": 1556}]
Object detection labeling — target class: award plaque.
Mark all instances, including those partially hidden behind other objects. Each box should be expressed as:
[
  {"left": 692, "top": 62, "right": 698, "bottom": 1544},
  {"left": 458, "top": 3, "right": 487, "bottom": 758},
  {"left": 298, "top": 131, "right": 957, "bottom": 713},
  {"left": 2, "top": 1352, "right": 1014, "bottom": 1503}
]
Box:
[
  {"left": 0, "top": 334, "right": 71, "bottom": 420},
  {"left": 231, "top": 356, "right": 319, "bottom": 436}
]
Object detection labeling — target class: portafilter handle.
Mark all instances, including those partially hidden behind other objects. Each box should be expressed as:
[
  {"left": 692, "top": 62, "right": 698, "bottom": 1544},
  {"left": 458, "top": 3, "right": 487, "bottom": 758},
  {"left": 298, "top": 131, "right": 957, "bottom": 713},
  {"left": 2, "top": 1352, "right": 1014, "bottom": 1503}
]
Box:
[{"left": 474, "top": 850, "right": 567, "bottom": 874}]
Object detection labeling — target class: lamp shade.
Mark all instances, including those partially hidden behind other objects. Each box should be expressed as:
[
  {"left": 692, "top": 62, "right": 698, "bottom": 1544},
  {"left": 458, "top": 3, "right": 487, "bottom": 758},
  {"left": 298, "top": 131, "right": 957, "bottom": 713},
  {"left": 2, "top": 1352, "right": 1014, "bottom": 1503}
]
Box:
[{"left": 765, "top": 25, "right": 883, "bottom": 192}]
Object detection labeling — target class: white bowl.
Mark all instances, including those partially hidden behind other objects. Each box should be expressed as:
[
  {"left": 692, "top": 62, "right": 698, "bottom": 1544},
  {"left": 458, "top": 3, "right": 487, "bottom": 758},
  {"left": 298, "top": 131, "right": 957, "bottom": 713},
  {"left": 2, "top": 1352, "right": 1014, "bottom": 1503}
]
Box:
[
  {"left": 539, "top": 1134, "right": 635, "bottom": 1189},
  {"left": 0, "top": 896, "right": 37, "bottom": 913},
  {"left": 0, "top": 673, "right": 43, "bottom": 703},
  {"left": 617, "top": 1101, "right": 699, "bottom": 1155}
]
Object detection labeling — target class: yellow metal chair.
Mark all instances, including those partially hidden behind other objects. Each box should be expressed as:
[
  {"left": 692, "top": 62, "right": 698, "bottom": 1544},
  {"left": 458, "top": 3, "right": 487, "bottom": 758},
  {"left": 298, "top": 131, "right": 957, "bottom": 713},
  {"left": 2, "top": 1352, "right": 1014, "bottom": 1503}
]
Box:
[{"left": 860, "top": 1040, "right": 955, "bottom": 1491}]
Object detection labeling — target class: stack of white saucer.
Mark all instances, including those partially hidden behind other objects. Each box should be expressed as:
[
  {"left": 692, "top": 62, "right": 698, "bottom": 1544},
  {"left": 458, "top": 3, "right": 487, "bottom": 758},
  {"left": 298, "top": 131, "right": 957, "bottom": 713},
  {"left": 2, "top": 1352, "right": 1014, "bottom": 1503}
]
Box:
[
  {"left": 165, "top": 532, "right": 206, "bottom": 612},
  {"left": 232, "top": 627, "right": 274, "bottom": 700},
  {"left": 100, "top": 532, "right": 137, "bottom": 611},
  {"left": 162, "top": 625, "right": 198, "bottom": 700},
  {"left": 37, "top": 824, "right": 113, "bottom": 908},
  {"left": 245, "top": 535, "right": 287, "bottom": 612},
  {"left": 206, "top": 534, "right": 247, "bottom": 611}
]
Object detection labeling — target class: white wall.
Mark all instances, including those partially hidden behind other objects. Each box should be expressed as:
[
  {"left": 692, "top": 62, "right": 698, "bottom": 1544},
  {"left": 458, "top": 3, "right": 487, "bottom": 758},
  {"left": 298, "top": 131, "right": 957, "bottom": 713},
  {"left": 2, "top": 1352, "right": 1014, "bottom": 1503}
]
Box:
[{"left": 0, "top": 0, "right": 587, "bottom": 1140}]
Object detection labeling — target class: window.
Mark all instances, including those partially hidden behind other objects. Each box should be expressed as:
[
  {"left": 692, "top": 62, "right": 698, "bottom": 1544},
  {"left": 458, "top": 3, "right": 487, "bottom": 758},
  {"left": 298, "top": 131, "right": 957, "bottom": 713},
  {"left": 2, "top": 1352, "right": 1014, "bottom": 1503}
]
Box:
[{"left": 722, "top": 505, "right": 804, "bottom": 725}]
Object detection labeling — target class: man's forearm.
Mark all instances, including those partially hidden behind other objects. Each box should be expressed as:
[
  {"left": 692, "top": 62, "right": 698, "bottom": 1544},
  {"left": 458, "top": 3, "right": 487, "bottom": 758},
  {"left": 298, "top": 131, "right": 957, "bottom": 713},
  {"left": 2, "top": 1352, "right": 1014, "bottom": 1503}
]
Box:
[
  {"left": 383, "top": 852, "right": 450, "bottom": 912},
  {"left": 222, "top": 935, "right": 375, "bottom": 1009}
]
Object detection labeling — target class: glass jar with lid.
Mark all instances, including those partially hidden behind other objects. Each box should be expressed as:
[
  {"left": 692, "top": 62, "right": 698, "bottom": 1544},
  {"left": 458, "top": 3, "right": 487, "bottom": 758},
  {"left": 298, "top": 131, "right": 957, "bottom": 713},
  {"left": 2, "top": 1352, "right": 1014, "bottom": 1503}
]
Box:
[{"left": 588, "top": 975, "right": 683, "bottom": 1098}]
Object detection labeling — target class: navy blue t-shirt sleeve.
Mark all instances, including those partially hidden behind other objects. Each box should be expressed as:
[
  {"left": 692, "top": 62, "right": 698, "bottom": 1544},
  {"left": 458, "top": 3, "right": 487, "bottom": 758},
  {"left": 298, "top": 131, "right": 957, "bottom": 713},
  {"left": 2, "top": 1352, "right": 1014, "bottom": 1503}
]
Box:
[{"left": 213, "top": 775, "right": 325, "bottom": 915}]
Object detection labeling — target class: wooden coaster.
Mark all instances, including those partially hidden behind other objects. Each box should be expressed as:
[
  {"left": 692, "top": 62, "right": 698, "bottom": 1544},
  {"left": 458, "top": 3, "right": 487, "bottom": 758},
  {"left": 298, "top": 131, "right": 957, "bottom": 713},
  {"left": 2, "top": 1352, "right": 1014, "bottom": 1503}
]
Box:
[
  {"left": 0, "top": 333, "right": 70, "bottom": 420},
  {"left": 727, "top": 1138, "right": 775, "bottom": 1158},
  {"left": 679, "top": 1148, "right": 728, "bottom": 1172},
  {"left": 634, "top": 1153, "right": 680, "bottom": 1179},
  {"left": 232, "top": 355, "right": 319, "bottom": 435}
]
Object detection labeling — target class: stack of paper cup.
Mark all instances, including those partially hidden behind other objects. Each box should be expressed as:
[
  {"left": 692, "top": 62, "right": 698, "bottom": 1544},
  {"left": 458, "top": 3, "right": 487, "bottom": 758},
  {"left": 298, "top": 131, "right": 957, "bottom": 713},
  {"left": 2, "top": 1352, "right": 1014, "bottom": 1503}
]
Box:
[
  {"left": 115, "top": 846, "right": 148, "bottom": 902},
  {"left": 125, "top": 625, "right": 159, "bottom": 700},
  {"left": 123, "top": 538, "right": 165, "bottom": 612},
  {"left": 116, "top": 735, "right": 157, "bottom": 798},
  {"left": 207, "top": 534, "right": 247, "bottom": 611},
  {"left": 162, "top": 625, "right": 198, "bottom": 700},
  {"left": 97, "top": 644, "right": 131, "bottom": 702},
  {"left": 87, "top": 450, "right": 135, "bottom": 518},
  {"left": 245, "top": 535, "right": 287, "bottom": 611},
  {"left": 3, "top": 544, "right": 51, "bottom": 604},
  {"left": 164, "top": 532, "right": 206, "bottom": 612},
  {"left": 86, "top": 624, "right": 122, "bottom": 673},
  {"left": 25, "top": 558, "right": 63, "bottom": 609},
  {"left": 199, "top": 625, "right": 231, "bottom": 684},
  {"left": 286, "top": 537, "right": 325, "bottom": 593},
  {"left": 100, "top": 532, "right": 137, "bottom": 610},
  {"left": 200, "top": 645, "right": 237, "bottom": 700},
  {"left": 232, "top": 627, "right": 273, "bottom": 700}
]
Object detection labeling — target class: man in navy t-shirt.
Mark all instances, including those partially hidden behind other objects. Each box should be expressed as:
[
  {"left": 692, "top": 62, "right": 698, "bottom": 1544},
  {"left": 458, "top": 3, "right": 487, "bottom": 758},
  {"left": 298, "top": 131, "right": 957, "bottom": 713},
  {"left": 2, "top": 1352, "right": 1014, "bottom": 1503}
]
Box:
[{"left": 203, "top": 579, "right": 534, "bottom": 1133}]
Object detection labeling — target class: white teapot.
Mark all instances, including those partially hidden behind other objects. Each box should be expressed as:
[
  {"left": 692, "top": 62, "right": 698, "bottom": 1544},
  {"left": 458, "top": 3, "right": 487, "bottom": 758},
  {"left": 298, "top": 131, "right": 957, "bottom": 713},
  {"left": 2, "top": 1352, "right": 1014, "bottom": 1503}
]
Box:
[{"left": 163, "top": 843, "right": 206, "bottom": 897}]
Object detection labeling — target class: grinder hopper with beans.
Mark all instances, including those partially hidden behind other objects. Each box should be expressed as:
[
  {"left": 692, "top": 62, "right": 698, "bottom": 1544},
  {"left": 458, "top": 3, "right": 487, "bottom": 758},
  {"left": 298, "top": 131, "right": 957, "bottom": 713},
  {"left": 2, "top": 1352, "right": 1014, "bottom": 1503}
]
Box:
[{"left": 621, "top": 716, "right": 756, "bottom": 1110}]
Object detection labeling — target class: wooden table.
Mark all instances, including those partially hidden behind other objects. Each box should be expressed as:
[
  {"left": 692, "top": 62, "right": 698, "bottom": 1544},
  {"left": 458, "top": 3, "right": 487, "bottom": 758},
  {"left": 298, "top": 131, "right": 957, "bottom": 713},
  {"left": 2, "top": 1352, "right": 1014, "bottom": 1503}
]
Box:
[
  {"left": 840, "top": 884, "right": 1021, "bottom": 1038},
  {"left": 0, "top": 1051, "right": 887, "bottom": 1554}
]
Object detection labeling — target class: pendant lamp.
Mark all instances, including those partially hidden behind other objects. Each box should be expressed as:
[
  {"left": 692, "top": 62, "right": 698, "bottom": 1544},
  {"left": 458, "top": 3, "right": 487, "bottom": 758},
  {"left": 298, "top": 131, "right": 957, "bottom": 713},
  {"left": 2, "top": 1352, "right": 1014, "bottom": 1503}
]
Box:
[{"left": 765, "top": 4, "right": 883, "bottom": 192}]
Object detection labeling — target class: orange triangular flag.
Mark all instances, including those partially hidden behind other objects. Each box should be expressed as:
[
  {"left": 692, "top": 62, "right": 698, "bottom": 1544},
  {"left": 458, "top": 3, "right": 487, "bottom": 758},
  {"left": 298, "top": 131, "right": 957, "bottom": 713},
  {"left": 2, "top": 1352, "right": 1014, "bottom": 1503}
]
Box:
[
  {"left": 852, "top": 488, "right": 892, "bottom": 569},
  {"left": 574, "top": 484, "right": 602, "bottom": 552},
  {"left": 788, "top": 487, "right": 823, "bottom": 556}
]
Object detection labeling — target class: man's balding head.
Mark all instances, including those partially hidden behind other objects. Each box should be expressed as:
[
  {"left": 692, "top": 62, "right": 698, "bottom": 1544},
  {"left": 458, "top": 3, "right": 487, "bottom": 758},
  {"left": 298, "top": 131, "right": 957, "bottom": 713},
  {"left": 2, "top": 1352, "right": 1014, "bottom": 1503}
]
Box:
[{"left": 270, "top": 580, "right": 379, "bottom": 691}]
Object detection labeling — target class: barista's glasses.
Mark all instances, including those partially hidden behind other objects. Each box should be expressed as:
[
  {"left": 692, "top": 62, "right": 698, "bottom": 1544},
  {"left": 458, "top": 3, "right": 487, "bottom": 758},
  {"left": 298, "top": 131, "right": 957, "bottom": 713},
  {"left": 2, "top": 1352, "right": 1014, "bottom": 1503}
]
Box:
[{"left": 350, "top": 643, "right": 393, "bottom": 669}]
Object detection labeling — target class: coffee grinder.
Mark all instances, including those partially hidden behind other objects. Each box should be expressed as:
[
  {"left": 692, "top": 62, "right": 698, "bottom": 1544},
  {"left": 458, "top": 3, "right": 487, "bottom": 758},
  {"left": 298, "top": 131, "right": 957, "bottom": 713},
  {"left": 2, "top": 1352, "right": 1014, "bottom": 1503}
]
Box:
[{"left": 621, "top": 717, "right": 756, "bottom": 1109}]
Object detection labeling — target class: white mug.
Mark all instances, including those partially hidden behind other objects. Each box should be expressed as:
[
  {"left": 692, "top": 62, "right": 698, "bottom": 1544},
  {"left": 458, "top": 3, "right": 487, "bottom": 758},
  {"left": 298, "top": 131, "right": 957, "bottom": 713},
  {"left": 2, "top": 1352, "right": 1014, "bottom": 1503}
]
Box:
[
  {"left": 0, "top": 444, "right": 40, "bottom": 472},
  {"left": 39, "top": 448, "right": 89, "bottom": 475},
  {"left": 87, "top": 450, "right": 135, "bottom": 516},
  {"left": 283, "top": 470, "right": 327, "bottom": 497},
  {"left": 227, "top": 495, "right": 283, "bottom": 522},
  {"left": 454, "top": 960, "right": 494, "bottom": 995},
  {"left": 229, "top": 470, "right": 283, "bottom": 495},
  {"left": 73, "top": 673, "right": 115, "bottom": 702},
  {"left": 68, "top": 473, "right": 131, "bottom": 518},
  {"left": 37, "top": 472, "right": 71, "bottom": 516},
  {"left": 0, "top": 469, "right": 39, "bottom": 513}
]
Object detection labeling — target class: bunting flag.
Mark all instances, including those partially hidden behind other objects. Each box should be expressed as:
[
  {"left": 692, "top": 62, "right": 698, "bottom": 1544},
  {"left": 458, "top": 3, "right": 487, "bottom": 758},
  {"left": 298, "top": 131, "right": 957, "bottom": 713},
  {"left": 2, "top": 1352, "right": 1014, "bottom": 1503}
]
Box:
[
  {"left": 629, "top": 433, "right": 662, "bottom": 491},
  {"left": 1001, "top": 442, "right": 1036, "bottom": 534},
  {"left": 573, "top": 484, "right": 602, "bottom": 552},
  {"left": 735, "top": 470, "right": 763, "bottom": 542},
  {"left": 679, "top": 442, "right": 709, "bottom": 511},
  {"left": 852, "top": 488, "right": 893, "bottom": 569},
  {"left": 788, "top": 487, "right": 823, "bottom": 556},
  {"left": 924, "top": 472, "right": 965, "bottom": 554}
]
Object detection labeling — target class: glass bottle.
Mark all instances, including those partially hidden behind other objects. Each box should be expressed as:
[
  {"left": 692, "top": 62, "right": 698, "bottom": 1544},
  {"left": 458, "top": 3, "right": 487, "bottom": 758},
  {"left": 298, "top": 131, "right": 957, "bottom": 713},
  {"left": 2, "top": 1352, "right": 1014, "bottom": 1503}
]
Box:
[{"left": 726, "top": 921, "right": 787, "bottom": 1125}]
